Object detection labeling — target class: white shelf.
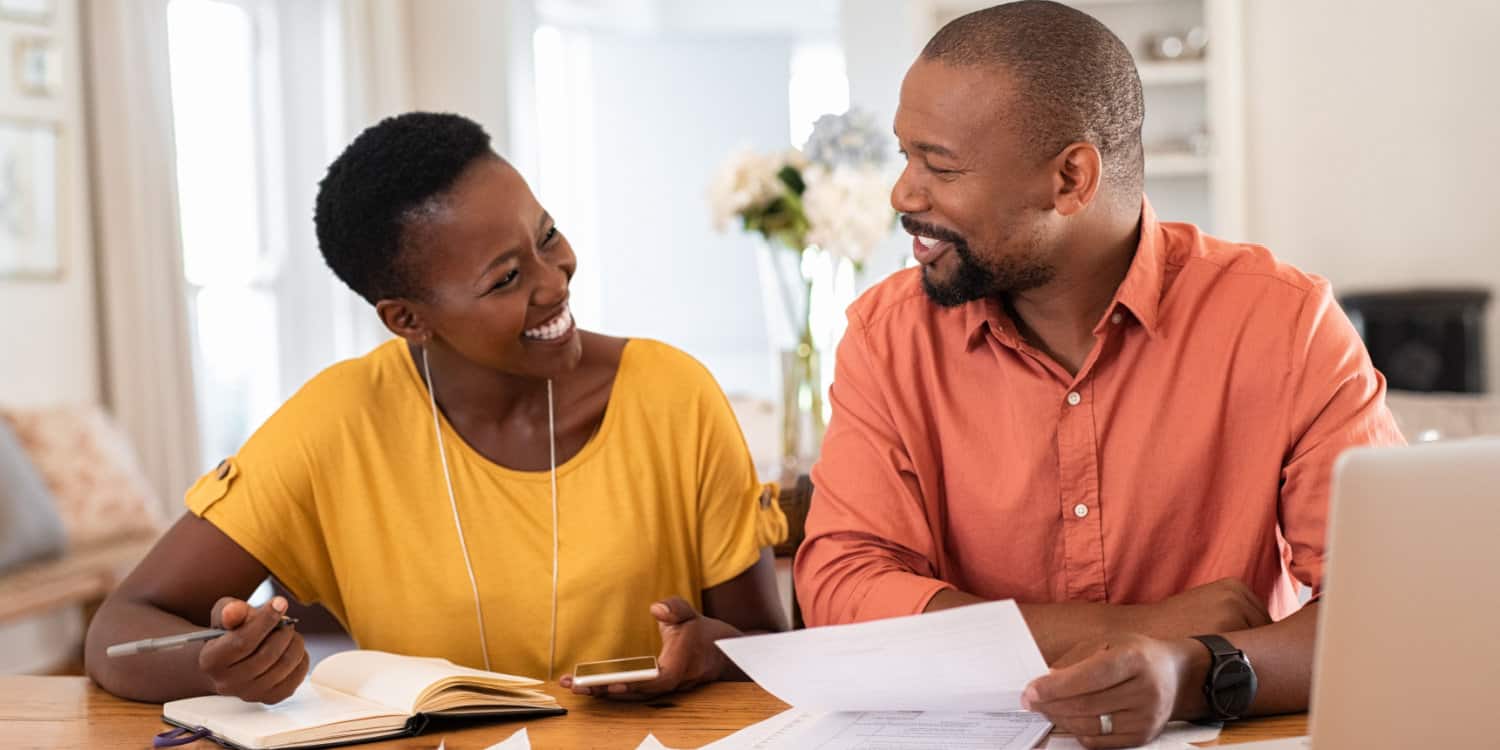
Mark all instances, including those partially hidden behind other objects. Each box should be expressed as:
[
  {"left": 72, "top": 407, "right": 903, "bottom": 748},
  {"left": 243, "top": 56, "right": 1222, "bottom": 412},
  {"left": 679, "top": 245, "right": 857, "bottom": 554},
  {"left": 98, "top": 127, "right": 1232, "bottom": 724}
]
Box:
[
  {"left": 1145, "top": 152, "right": 1212, "bottom": 177},
  {"left": 1136, "top": 60, "right": 1206, "bottom": 85}
]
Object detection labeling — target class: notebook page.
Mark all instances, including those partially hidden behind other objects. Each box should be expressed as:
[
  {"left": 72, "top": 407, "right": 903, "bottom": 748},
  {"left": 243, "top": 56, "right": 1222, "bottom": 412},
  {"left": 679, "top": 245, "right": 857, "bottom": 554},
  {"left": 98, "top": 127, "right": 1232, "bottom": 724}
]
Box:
[
  {"left": 311, "top": 650, "right": 543, "bottom": 714},
  {"left": 163, "top": 682, "right": 402, "bottom": 749}
]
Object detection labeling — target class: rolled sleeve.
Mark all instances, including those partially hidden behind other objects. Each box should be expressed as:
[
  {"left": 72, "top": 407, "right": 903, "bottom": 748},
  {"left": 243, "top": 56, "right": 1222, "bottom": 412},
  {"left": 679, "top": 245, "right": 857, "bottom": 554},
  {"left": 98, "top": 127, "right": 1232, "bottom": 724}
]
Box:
[
  {"left": 795, "top": 309, "right": 953, "bottom": 626},
  {"left": 1280, "top": 281, "right": 1405, "bottom": 598}
]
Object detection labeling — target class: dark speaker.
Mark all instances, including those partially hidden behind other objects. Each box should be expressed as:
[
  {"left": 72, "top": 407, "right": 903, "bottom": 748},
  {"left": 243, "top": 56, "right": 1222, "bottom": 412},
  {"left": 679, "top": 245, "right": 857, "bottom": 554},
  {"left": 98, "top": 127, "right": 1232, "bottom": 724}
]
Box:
[{"left": 1339, "top": 289, "right": 1490, "bottom": 393}]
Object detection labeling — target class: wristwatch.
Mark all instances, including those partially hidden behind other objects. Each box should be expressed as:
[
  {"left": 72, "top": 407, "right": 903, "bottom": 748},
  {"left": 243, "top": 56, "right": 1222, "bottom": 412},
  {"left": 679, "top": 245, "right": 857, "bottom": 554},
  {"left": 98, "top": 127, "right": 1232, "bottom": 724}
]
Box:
[{"left": 1190, "top": 634, "right": 1258, "bottom": 720}]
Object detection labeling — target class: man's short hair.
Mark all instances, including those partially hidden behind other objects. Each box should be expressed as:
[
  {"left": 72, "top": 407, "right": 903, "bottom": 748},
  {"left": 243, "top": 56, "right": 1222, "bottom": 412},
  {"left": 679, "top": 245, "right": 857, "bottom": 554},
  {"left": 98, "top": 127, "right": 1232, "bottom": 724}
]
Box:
[{"left": 922, "top": 0, "right": 1145, "bottom": 192}]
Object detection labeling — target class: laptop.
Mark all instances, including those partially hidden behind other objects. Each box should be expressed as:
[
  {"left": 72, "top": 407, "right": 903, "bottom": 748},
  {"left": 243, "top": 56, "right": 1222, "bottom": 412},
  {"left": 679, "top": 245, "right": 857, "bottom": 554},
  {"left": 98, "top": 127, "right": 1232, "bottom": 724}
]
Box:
[{"left": 1272, "top": 437, "right": 1500, "bottom": 749}]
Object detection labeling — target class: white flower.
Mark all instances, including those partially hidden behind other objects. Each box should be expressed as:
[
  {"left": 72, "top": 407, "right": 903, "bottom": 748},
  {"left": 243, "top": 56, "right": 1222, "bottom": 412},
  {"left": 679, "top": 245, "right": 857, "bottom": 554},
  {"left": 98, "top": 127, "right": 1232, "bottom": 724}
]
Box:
[
  {"left": 802, "top": 164, "right": 895, "bottom": 265},
  {"left": 802, "top": 109, "right": 890, "bottom": 169},
  {"left": 708, "top": 148, "right": 790, "bottom": 232}
]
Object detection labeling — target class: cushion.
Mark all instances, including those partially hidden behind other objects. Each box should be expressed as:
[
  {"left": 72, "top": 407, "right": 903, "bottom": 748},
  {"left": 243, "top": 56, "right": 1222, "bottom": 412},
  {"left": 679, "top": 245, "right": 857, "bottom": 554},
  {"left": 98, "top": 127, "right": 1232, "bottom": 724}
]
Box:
[
  {"left": 0, "top": 405, "right": 165, "bottom": 549},
  {"left": 0, "top": 418, "right": 66, "bottom": 573}
]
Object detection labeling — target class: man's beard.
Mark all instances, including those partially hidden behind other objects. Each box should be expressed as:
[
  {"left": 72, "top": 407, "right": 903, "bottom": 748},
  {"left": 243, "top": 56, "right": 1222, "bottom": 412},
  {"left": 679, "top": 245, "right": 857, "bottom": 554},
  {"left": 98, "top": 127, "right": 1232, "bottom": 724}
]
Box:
[{"left": 903, "top": 216, "right": 1055, "bottom": 308}]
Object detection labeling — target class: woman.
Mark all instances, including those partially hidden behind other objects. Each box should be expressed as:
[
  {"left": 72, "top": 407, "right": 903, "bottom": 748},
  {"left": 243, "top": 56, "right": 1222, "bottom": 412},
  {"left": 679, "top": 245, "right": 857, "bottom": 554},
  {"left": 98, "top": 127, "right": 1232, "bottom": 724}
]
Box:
[{"left": 85, "top": 112, "right": 787, "bottom": 704}]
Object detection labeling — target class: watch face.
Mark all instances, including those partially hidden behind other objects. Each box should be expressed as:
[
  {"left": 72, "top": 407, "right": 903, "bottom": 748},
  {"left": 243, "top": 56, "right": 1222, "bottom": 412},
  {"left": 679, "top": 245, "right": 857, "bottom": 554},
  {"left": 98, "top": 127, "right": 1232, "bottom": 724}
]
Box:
[{"left": 1210, "top": 658, "right": 1258, "bottom": 718}]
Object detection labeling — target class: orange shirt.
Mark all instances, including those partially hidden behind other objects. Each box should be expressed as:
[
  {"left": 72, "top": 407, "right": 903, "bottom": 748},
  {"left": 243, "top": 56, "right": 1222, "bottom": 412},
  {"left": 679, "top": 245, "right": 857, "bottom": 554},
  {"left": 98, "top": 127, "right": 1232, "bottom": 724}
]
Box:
[{"left": 795, "top": 201, "right": 1404, "bottom": 627}]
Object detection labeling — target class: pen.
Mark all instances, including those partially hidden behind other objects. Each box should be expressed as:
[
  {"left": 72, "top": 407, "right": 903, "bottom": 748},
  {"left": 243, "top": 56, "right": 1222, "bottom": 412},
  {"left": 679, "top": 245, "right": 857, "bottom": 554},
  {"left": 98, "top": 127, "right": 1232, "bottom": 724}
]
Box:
[{"left": 106, "top": 617, "right": 299, "bottom": 657}]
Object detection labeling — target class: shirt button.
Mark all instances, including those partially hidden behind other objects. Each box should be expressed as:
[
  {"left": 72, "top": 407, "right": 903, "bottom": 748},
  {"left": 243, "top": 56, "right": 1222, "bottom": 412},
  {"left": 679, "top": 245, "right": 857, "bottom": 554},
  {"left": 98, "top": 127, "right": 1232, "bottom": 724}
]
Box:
[
  {"left": 1066, "top": 391, "right": 1082, "bottom": 406},
  {"left": 1111, "top": 312, "right": 1123, "bottom": 325},
  {"left": 1073, "top": 503, "right": 1089, "bottom": 518}
]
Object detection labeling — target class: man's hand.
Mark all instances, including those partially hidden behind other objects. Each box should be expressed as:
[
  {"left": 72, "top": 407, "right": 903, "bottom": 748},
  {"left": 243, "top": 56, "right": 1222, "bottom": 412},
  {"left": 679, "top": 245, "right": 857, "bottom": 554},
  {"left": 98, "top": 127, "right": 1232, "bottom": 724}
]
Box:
[
  {"left": 1022, "top": 634, "right": 1207, "bottom": 749},
  {"left": 198, "top": 596, "right": 309, "bottom": 704},
  {"left": 1120, "top": 578, "right": 1271, "bottom": 640},
  {"left": 560, "top": 597, "right": 740, "bottom": 700}
]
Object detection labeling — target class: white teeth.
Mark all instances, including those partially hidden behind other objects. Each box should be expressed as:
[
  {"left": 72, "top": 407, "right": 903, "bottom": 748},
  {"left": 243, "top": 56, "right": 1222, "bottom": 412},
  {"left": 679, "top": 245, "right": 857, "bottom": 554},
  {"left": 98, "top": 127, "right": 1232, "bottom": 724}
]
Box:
[
  {"left": 918, "top": 236, "right": 940, "bottom": 248},
  {"left": 524, "top": 306, "right": 573, "bottom": 341}
]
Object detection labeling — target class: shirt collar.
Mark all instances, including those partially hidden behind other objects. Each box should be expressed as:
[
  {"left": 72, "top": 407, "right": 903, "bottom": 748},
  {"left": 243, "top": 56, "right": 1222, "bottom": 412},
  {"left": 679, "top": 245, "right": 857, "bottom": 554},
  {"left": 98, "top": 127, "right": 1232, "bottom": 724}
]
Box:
[
  {"left": 962, "top": 195, "right": 1166, "bottom": 351},
  {"left": 964, "top": 296, "right": 1013, "bottom": 351},
  {"left": 1106, "top": 196, "right": 1165, "bottom": 338}
]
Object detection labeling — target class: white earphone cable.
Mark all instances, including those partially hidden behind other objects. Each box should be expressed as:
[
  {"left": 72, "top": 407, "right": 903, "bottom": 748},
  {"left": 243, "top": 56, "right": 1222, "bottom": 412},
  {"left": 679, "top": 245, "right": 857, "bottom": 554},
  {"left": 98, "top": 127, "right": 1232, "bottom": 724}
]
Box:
[
  {"left": 423, "top": 347, "right": 560, "bottom": 679},
  {"left": 546, "top": 378, "right": 559, "bottom": 681},
  {"left": 423, "top": 347, "right": 492, "bottom": 672}
]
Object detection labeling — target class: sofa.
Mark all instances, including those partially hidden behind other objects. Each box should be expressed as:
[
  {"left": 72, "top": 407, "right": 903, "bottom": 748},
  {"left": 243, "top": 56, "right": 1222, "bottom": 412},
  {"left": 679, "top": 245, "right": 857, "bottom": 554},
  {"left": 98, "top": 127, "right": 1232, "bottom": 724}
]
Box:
[{"left": 0, "top": 405, "right": 166, "bottom": 673}]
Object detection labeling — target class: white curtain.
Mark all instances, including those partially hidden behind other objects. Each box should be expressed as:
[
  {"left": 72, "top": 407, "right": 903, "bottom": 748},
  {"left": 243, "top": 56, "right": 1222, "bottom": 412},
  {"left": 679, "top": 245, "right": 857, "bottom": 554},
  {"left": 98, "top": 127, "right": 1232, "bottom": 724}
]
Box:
[
  {"left": 328, "top": 0, "right": 517, "bottom": 356},
  {"left": 325, "top": 0, "right": 414, "bottom": 357},
  {"left": 339, "top": 0, "right": 414, "bottom": 129},
  {"left": 81, "top": 0, "right": 201, "bottom": 511}
]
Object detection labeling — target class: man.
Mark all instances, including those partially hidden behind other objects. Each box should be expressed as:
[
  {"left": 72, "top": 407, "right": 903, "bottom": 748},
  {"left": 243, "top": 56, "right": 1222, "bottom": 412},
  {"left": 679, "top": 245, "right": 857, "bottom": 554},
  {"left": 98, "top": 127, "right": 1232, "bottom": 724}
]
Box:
[{"left": 794, "top": 2, "right": 1402, "bottom": 747}]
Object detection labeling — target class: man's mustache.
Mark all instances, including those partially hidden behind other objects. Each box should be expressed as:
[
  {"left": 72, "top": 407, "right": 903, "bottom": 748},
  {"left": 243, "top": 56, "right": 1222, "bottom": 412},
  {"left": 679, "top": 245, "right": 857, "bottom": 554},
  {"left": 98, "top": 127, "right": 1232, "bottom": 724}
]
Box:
[{"left": 900, "top": 215, "right": 966, "bottom": 247}]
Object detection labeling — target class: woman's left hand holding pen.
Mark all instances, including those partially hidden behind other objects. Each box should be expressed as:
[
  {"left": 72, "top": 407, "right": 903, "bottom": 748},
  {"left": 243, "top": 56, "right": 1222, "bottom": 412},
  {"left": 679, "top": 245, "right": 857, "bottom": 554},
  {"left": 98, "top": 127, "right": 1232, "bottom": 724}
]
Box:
[{"left": 198, "top": 595, "right": 309, "bottom": 704}]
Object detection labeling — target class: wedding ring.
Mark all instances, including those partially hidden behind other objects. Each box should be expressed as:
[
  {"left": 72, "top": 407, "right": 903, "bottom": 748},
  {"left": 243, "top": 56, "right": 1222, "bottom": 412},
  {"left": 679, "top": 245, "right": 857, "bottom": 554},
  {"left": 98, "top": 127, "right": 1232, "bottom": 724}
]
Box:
[{"left": 1099, "top": 712, "right": 1114, "bottom": 735}]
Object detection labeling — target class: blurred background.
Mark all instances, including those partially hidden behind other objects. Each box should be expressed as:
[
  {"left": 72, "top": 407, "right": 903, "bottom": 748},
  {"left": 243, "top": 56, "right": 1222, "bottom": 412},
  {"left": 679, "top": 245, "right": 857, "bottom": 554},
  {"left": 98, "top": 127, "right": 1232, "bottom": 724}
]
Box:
[{"left": 2, "top": 0, "right": 1497, "bottom": 675}]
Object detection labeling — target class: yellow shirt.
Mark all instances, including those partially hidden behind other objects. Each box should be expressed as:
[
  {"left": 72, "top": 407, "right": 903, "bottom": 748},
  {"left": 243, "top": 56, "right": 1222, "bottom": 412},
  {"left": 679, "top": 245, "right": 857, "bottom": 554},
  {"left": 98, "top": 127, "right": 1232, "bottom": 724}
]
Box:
[{"left": 186, "top": 338, "right": 777, "bottom": 680}]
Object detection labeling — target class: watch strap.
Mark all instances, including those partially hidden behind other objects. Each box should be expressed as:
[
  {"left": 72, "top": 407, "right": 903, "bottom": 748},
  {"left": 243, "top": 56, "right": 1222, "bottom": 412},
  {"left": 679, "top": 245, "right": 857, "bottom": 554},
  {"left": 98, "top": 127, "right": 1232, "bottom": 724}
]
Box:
[
  {"left": 1190, "top": 634, "right": 1256, "bottom": 721},
  {"left": 1191, "top": 633, "right": 1242, "bottom": 660}
]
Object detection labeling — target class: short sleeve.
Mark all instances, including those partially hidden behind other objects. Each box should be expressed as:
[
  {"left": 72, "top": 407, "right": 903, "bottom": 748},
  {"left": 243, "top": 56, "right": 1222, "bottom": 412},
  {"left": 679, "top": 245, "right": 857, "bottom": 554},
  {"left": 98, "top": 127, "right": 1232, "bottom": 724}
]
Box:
[
  {"left": 691, "top": 371, "right": 768, "bottom": 589},
  {"left": 184, "top": 403, "right": 336, "bottom": 607},
  {"left": 754, "top": 482, "right": 789, "bottom": 549}
]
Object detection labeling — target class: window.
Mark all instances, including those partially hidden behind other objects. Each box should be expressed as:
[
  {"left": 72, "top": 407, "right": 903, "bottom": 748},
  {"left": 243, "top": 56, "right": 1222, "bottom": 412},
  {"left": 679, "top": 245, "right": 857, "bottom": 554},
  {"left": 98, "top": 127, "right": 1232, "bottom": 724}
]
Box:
[
  {"left": 788, "top": 42, "right": 849, "bottom": 148},
  {"left": 166, "top": 0, "right": 285, "bottom": 467},
  {"left": 787, "top": 41, "right": 852, "bottom": 399},
  {"left": 531, "top": 24, "right": 601, "bottom": 330}
]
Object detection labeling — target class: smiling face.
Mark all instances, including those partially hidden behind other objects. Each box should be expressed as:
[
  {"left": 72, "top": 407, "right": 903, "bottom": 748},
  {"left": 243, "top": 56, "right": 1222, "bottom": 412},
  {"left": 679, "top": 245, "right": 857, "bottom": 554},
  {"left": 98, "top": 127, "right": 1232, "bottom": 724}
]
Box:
[
  {"left": 892, "top": 58, "right": 1064, "bottom": 307},
  {"left": 381, "top": 156, "right": 584, "bottom": 378}
]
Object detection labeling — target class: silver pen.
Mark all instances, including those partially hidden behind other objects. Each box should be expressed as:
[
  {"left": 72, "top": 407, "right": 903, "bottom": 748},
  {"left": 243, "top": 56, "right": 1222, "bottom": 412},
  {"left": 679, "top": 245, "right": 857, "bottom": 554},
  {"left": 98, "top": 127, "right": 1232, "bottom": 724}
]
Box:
[{"left": 106, "top": 617, "right": 298, "bottom": 657}]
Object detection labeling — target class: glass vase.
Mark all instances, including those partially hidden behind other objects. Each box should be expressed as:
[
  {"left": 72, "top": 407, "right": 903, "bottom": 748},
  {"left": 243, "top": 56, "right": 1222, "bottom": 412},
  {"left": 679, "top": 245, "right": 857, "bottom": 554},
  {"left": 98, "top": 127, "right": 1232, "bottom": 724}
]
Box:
[{"left": 780, "top": 335, "right": 825, "bottom": 475}]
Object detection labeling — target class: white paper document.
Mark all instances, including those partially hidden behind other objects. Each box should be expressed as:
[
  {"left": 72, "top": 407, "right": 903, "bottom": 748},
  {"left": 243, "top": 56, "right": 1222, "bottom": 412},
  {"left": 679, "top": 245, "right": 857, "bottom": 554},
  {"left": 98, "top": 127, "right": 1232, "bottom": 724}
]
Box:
[
  {"left": 715, "top": 600, "right": 1049, "bottom": 712},
  {"left": 1044, "top": 737, "right": 1189, "bottom": 750},
  {"left": 699, "top": 708, "right": 1049, "bottom": 750},
  {"left": 483, "top": 727, "right": 531, "bottom": 749},
  {"left": 1042, "top": 720, "right": 1222, "bottom": 749},
  {"left": 636, "top": 733, "right": 680, "bottom": 750},
  {"left": 1162, "top": 721, "right": 1222, "bottom": 744},
  {"left": 700, "top": 709, "right": 808, "bottom": 749}
]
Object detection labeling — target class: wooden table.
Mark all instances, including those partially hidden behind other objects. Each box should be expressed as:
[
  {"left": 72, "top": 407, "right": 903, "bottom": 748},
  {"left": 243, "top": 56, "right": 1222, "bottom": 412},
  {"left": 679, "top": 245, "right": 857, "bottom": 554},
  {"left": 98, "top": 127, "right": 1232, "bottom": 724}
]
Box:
[{"left": 0, "top": 677, "right": 1307, "bottom": 749}]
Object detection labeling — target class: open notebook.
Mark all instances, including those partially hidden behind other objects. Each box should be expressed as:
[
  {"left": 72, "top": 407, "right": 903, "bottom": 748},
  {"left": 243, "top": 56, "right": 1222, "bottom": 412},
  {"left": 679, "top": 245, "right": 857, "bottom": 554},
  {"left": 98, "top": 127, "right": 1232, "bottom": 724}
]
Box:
[{"left": 162, "top": 650, "right": 565, "bottom": 749}]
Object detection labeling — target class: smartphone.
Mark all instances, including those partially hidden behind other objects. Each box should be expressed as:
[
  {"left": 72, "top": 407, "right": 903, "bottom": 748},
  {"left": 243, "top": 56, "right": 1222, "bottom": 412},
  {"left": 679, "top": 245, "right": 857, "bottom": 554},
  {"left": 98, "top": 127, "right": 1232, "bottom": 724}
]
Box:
[{"left": 570, "top": 655, "right": 660, "bottom": 688}]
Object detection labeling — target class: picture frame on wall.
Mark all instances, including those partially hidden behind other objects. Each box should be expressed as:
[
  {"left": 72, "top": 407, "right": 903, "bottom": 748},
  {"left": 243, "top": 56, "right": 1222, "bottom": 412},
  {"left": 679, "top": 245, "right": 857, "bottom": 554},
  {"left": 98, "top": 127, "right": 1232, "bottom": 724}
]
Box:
[
  {"left": 0, "top": 0, "right": 54, "bottom": 24},
  {"left": 0, "top": 120, "right": 60, "bottom": 279},
  {"left": 13, "top": 36, "right": 59, "bottom": 97}
]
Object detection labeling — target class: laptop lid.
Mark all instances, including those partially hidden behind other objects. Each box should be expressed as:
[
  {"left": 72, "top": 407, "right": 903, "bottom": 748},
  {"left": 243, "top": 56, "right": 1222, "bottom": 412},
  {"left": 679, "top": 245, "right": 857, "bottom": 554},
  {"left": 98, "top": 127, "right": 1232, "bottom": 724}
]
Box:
[{"left": 1309, "top": 438, "right": 1500, "bottom": 749}]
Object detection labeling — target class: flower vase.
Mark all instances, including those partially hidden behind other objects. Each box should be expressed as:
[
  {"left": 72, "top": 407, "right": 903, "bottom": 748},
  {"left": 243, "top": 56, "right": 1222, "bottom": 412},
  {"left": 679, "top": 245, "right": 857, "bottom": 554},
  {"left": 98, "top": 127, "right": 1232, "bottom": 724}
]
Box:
[{"left": 780, "top": 336, "right": 825, "bottom": 475}]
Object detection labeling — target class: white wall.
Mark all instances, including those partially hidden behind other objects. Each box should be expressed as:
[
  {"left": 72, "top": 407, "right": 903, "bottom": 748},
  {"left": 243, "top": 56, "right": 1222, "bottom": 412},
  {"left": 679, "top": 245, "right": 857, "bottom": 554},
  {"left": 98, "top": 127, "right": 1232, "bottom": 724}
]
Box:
[
  {"left": 1242, "top": 0, "right": 1500, "bottom": 391},
  {"left": 0, "top": 0, "right": 99, "bottom": 407},
  {"left": 0, "top": 0, "right": 93, "bottom": 674},
  {"left": 405, "top": 0, "right": 512, "bottom": 149},
  {"left": 585, "top": 32, "right": 793, "bottom": 400}
]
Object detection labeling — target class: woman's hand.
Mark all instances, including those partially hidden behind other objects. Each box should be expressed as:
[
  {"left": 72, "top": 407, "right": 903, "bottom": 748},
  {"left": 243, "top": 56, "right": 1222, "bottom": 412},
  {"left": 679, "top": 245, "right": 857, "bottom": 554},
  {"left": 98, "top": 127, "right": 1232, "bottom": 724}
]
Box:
[
  {"left": 198, "top": 596, "right": 309, "bottom": 704},
  {"left": 560, "top": 596, "right": 740, "bottom": 700}
]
